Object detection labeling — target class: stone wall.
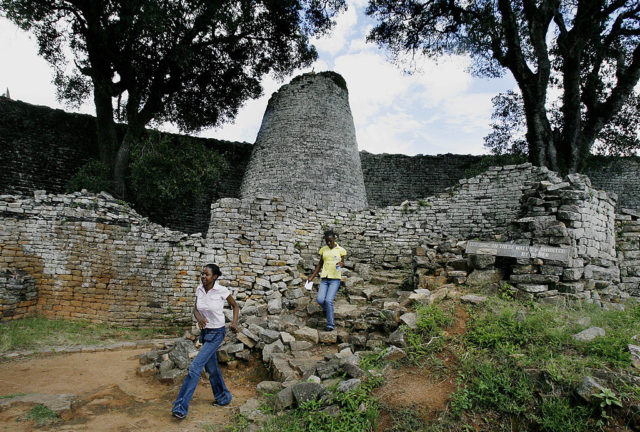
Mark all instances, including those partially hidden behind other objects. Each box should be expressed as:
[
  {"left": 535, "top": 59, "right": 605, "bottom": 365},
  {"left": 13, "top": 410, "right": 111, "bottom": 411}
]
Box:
[
  {"left": 240, "top": 72, "right": 368, "bottom": 211},
  {"left": 0, "top": 97, "right": 252, "bottom": 235},
  {"left": 360, "top": 152, "right": 481, "bottom": 207},
  {"left": 616, "top": 209, "right": 640, "bottom": 298},
  {"left": 584, "top": 157, "right": 640, "bottom": 211},
  {"left": 0, "top": 190, "right": 204, "bottom": 325},
  {"left": 206, "top": 164, "right": 559, "bottom": 297}
]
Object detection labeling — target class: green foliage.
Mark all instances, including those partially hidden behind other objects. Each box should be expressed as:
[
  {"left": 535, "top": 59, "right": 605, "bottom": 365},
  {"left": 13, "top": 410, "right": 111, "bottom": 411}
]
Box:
[
  {"left": 128, "top": 133, "right": 227, "bottom": 223},
  {"left": 537, "top": 397, "right": 590, "bottom": 432},
  {"left": 578, "top": 334, "right": 631, "bottom": 365},
  {"left": 402, "top": 304, "right": 452, "bottom": 362},
  {"left": 65, "top": 159, "right": 112, "bottom": 194},
  {"left": 592, "top": 388, "right": 623, "bottom": 421},
  {"left": 22, "top": 404, "right": 59, "bottom": 426},
  {"left": 463, "top": 360, "right": 534, "bottom": 415},
  {"left": 387, "top": 406, "right": 426, "bottom": 432},
  {"left": 259, "top": 378, "right": 381, "bottom": 432}
]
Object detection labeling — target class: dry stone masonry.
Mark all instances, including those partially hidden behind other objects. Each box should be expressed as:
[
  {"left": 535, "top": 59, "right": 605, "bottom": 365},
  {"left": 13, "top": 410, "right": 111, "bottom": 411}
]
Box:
[
  {"left": 239, "top": 72, "right": 368, "bottom": 211},
  {"left": 2, "top": 162, "right": 637, "bottom": 324},
  {"left": 0, "top": 190, "right": 204, "bottom": 324}
]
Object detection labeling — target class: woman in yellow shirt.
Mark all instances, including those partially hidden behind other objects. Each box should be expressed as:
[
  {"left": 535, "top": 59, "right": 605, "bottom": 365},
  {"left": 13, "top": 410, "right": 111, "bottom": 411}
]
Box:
[{"left": 307, "top": 230, "right": 347, "bottom": 331}]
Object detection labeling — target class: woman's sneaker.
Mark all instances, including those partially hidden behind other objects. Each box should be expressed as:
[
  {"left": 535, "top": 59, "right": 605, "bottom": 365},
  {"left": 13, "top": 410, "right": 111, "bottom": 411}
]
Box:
[{"left": 172, "top": 411, "right": 186, "bottom": 419}]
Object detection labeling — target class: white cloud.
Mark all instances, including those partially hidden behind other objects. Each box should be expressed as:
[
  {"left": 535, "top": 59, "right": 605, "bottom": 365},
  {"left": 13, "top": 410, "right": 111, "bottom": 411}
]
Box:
[
  {"left": 311, "top": 3, "right": 358, "bottom": 55},
  {"left": 357, "top": 111, "right": 420, "bottom": 154}
]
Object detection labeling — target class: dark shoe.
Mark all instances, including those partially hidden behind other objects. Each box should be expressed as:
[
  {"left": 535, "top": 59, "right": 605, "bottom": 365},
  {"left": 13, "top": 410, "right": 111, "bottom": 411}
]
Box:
[
  {"left": 325, "top": 326, "right": 335, "bottom": 331},
  {"left": 212, "top": 401, "right": 230, "bottom": 407},
  {"left": 172, "top": 411, "right": 186, "bottom": 419}
]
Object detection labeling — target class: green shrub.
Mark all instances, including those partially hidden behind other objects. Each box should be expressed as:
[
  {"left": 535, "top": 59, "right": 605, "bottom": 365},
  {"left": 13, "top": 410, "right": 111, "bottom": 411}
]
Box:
[
  {"left": 403, "top": 304, "right": 452, "bottom": 361},
  {"left": 128, "top": 132, "right": 228, "bottom": 223},
  {"left": 22, "top": 404, "right": 60, "bottom": 426},
  {"left": 579, "top": 333, "right": 631, "bottom": 365},
  {"left": 537, "top": 397, "right": 589, "bottom": 432},
  {"left": 65, "top": 159, "right": 112, "bottom": 193},
  {"left": 464, "top": 360, "right": 534, "bottom": 415}
]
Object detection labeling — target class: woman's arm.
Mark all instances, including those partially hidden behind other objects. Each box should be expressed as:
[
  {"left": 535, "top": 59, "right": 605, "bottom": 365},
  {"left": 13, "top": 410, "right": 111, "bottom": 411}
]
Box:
[
  {"left": 308, "top": 257, "right": 324, "bottom": 281},
  {"left": 226, "top": 294, "right": 239, "bottom": 332},
  {"left": 194, "top": 300, "right": 207, "bottom": 329}
]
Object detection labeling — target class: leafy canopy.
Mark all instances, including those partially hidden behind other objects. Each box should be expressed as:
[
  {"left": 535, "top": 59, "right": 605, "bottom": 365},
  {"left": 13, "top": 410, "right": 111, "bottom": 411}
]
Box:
[{"left": 367, "top": 0, "right": 640, "bottom": 173}]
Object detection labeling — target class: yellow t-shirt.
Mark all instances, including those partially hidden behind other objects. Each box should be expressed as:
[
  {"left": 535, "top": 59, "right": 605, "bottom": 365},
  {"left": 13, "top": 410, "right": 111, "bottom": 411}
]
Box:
[{"left": 319, "top": 244, "right": 347, "bottom": 279}]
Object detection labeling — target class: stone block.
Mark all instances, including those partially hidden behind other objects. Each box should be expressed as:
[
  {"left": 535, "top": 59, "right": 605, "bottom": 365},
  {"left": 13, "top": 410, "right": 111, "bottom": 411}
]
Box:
[
  {"left": 573, "top": 327, "right": 605, "bottom": 342},
  {"left": 467, "top": 269, "right": 503, "bottom": 286},
  {"left": 294, "top": 327, "right": 319, "bottom": 344}
]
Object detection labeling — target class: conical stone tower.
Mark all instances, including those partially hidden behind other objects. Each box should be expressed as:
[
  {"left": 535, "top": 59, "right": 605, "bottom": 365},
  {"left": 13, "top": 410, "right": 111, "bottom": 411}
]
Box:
[{"left": 240, "top": 72, "right": 368, "bottom": 211}]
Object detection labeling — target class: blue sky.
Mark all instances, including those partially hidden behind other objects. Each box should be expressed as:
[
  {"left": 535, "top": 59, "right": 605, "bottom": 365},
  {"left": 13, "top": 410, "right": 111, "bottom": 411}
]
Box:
[{"left": 0, "top": 0, "right": 516, "bottom": 156}]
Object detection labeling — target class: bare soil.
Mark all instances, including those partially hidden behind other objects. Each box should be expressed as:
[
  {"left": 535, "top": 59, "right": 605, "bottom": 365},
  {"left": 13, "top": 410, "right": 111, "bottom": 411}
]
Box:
[
  {"left": 0, "top": 306, "right": 471, "bottom": 432},
  {"left": 0, "top": 348, "right": 267, "bottom": 432}
]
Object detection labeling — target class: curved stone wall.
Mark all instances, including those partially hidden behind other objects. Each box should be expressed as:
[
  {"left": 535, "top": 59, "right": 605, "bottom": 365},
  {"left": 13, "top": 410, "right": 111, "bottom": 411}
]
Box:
[{"left": 239, "top": 72, "right": 368, "bottom": 211}]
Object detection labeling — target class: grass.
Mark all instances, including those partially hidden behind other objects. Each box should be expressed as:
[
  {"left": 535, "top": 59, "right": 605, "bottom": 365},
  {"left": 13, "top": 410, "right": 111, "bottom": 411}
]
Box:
[
  {"left": 0, "top": 316, "right": 181, "bottom": 352},
  {"left": 446, "top": 296, "right": 640, "bottom": 431},
  {"left": 21, "top": 404, "right": 60, "bottom": 426}
]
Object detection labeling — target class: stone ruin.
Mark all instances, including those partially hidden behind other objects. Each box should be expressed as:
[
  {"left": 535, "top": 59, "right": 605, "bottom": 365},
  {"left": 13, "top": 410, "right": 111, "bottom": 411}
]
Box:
[
  {"left": 2, "top": 70, "right": 640, "bottom": 422},
  {"left": 240, "top": 72, "right": 368, "bottom": 211}
]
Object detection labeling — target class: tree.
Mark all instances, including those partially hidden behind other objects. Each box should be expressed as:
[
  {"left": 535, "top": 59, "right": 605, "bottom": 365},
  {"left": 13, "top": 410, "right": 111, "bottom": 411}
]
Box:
[
  {"left": 2, "top": 0, "right": 346, "bottom": 195},
  {"left": 485, "top": 90, "right": 640, "bottom": 157},
  {"left": 366, "top": 0, "right": 640, "bottom": 173}
]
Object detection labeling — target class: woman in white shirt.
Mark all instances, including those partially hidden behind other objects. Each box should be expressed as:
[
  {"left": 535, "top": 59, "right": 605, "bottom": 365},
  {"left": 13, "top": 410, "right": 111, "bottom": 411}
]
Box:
[{"left": 172, "top": 264, "right": 239, "bottom": 419}]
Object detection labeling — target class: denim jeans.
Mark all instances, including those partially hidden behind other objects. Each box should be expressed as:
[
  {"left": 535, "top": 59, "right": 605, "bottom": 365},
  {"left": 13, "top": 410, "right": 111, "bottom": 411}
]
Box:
[
  {"left": 317, "top": 278, "right": 341, "bottom": 329},
  {"left": 172, "top": 327, "right": 232, "bottom": 416}
]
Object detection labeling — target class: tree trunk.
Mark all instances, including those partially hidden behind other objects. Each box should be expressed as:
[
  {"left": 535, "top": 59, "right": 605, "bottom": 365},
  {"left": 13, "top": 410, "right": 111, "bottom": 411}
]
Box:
[
  {"left": 113, "top": 123, "right": 143, "bottom": 198},
  {"left": 93, "top": 82, "right": 119, "bottom": 170}
]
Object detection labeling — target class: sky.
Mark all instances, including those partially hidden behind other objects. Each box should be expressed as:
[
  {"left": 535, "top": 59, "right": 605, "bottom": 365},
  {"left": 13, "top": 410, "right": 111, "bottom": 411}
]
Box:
[{"left": 0, "top": 0, "right": 517, "bottom": 156}]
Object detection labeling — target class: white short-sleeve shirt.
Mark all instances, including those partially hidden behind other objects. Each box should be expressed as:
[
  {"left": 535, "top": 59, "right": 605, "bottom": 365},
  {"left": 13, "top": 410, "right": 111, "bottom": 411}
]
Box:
[{"left": 196, "top": 282, "right": 230, "bottom": 329}]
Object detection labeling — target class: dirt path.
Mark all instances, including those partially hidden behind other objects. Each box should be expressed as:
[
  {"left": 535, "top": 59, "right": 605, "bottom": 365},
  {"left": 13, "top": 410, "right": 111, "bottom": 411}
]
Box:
[{"left": 0, "top": 348, "right": 267, "bottom": 431}]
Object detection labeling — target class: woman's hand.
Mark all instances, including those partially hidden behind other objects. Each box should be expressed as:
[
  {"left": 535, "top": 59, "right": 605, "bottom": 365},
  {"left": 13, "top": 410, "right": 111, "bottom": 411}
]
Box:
[
  {"left": 197, "top": 317, "right": 208, "bottom": 329},
  {"left": 229, "top": 323, "right": 238, "bottom": 332}
]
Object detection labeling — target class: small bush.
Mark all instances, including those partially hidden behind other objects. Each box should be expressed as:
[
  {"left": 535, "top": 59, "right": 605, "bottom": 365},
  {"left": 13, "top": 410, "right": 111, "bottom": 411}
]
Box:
[
  {"left": 22, "top": 404, "right": 60, "bottom": 426},
  {"left": 65, "top": 159, "right": 112, "bottom": 193},
  {"left": 537, "top": 397, "right": 589, "bottom": 432},
  {"left": 464, "top": 360, "right": 534, "bottom": 415}
]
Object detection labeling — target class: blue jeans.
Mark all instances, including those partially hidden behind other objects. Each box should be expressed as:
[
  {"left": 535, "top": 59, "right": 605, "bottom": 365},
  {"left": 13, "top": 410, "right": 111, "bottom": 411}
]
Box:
[
  {"left": 317, "top": 278, "right": 340, "bottom": 329},
  {"left": 172, "top": 327, "right": 231, "bottom": 416}
]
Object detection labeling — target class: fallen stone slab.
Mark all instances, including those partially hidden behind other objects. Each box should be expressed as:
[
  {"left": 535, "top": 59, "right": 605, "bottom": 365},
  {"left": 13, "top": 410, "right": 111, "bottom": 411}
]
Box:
[
  {"left": 629, "top": 344, "right": 640, "bottom": 370},
  {"left": 336, "top": 378, "right": 361, "bottom": 393},
  {"left": 0, "top": 393, "right": 76, "bottom": 414},
  {"left": 573, "top": 327, "right": 606, "bottom": 342},
  {"left": 399, "top": 313, "right": 417, "bottom": 329},
  {"left": 460, "top": 294, "right": 487, "bottom": 304}
]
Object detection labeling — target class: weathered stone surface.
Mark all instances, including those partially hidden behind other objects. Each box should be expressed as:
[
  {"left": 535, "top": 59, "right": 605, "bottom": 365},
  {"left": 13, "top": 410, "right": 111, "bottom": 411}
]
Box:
[
  {"left": 460, "top": 294, "right": 487, "bottom": 305},
  {"left": 576, "top": 376, "right": 606, "bottom": 402},
  {"left": 291, "top": 382, "right": 327, "bottom": 406},
  {"left": 468, "top": 254, "right": 495, "bottom": 270},
  {"left": 168, "top": 338, "right": 197, "bottom": 370},
  {"left": 260, "top": 328, "right": 281, "bottom": 344},
  {"left": 290, "top": 341, "right": 314, "bottom": 351},
  {"left": 517, "top": 284, "right": 549, "bottom": 293},
  {"left": 0, "top": 393, "right": 76, "bottom": 413},
  {"left": 159, "top": 368, "right": 186, "bottom": 384},
  {"left": 399, "top": 313, "right": 417, "bottom": 329},
  {"left": 573, "top": 327, "right": 606, "bottom": 342},
  {"left": 336, "top": 378, "right": 362, "bottom": 393},
  {"left": 236, "top": 332, "right": 256, "bottom": 348},
  {"left": 280, "top": 332, "right": 296, "bottom": 344},
  {"left": 466, "top": 269, "right": 503, "bottom": 286},
  {"left": 274, "top": 386, "right": 294, "bottom": 411},
  {"left": 318, "top": 330, "right": 338, "bottom": 344},
  {"left": 294, "top": 327, "right": 319, "bottom": 344},
  {"left": 382, "top": 346, "right": 407, "bottom": 361},
  {"left": 257, "top": 381, "right": 282, "bottom": 395},
  {"left": 387, "top": 328, "right": 406, "bottom": 347},
  {"left": 629, "top": 344, "right": 640, "bottom": 370},
  {"left": 136, "top": 363, "right": 157, "bottom": 377},
  {"left": 342, "top": 363, "right": 366, "bottom": 378}
]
